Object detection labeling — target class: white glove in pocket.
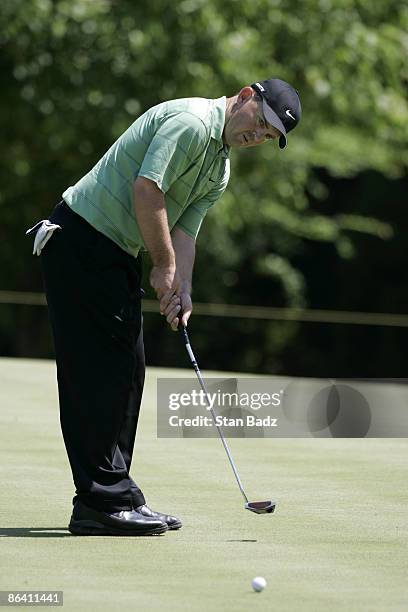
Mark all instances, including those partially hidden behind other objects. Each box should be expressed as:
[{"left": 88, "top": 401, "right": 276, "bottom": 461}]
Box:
[{"left": 26, "top": 220, "right": 62, "bottom": 256}]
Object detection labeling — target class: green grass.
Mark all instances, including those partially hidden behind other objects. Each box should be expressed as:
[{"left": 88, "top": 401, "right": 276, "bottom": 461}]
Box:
[{"left": 0, "top": 357, "right": 407, "bottom": 611}]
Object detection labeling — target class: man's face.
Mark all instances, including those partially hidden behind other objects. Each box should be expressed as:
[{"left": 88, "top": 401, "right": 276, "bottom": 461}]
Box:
[{"left": 223, "top": 87, "right": 282, "bottom": 148}]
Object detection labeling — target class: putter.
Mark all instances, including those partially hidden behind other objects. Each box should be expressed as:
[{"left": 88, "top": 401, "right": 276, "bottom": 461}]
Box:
[{"left": 178, "top": 324, "right": 276, "bottom": 515}]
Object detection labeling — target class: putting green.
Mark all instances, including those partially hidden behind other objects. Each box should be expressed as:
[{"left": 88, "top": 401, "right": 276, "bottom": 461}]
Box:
[{"left": 0, "top": 357, "right": 406, "bottom": 611}]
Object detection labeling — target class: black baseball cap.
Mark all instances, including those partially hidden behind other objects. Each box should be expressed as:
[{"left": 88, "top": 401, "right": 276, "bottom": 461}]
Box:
[{"left": 251, "top": 78, "right": 301, "bottom": 149}]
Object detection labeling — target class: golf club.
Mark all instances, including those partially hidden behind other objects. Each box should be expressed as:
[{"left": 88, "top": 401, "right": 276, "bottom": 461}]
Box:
[{"left": 178, "top": 323, "right": 276, "bottom": 515}]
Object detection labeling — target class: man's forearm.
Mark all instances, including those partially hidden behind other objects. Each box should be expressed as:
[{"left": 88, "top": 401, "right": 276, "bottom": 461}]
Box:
[
  {"left": 133, "top": 177, "right": 175, "bottom": 267},
  {"left": 171, "top": 226, "right": 195, "bottom": 294}
]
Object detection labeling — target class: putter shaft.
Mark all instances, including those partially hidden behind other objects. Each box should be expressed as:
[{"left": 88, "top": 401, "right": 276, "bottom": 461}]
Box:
[{"left": 179, "top": 326, "right": 249, "bottom": 504}]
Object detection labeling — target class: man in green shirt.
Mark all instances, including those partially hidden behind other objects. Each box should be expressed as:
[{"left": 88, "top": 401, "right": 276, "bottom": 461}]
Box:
[{"left": 27, "top": 78, "right": 301, "bottom": 536}]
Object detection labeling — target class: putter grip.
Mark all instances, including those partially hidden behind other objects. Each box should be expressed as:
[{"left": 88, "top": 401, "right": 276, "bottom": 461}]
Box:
[
  {"left": 179, "top": 323, "right": 189, "bottom": 345},
  {"left": 178, "top": 307, "right": 186, "bottom": 332},
  {"left": 177, "top": 309, "right": 187, "bottom": 339},
  {"left": 178, "top": 321, "right": 197, "bottom": 367}
]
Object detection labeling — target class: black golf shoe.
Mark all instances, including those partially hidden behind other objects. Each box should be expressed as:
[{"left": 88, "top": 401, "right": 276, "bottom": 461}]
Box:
[
  {"left": 68, "top": 501, "right": 168, "bottom": 536},
  {"left": 135, "top": 504, "right": 182, "bottom": 530}
]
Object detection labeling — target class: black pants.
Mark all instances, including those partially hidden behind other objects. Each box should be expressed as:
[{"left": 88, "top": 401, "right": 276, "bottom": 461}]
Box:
[{"left": 40, "top": 201, "right": 146, "bottom": 512}]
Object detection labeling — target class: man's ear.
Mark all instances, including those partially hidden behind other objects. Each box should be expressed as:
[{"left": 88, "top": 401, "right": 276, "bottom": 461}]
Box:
[{"left": 236, "top": 86, "right": 254, "bottom": 106}]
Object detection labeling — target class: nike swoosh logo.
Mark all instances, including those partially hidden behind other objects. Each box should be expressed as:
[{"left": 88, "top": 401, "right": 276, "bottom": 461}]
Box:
[{"left": 286, "top": 109, "right": 296, "bottom": 120}]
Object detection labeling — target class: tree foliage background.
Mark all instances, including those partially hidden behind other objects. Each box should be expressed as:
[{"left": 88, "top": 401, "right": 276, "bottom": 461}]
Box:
[{"left": 1, "top": 0, "right": 407, "bottom": 375}]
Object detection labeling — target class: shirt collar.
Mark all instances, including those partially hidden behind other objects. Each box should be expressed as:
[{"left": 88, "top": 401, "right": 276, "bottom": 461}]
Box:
[{"left": 211, "top": 96, "right": 230, "bottom": 158}]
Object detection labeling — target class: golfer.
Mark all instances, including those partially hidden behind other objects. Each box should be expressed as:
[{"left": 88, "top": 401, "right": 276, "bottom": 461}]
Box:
[{"left": 26, "top": 78, "right": 301, "bottom": 536}]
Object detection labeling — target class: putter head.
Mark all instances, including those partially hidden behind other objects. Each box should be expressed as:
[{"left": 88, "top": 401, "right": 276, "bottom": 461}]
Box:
[{"left": 245, "top": 500, "right": 276, "bottom": 515}]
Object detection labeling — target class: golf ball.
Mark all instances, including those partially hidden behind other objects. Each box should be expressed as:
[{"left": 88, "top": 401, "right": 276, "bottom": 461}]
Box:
[{"left": 252, "top": 576, "right": 267, "bottom": 592}]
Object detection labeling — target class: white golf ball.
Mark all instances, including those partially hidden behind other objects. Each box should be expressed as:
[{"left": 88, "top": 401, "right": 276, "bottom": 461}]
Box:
[{"left": 252, "top": 576, "right": 267, "bottom": 592}]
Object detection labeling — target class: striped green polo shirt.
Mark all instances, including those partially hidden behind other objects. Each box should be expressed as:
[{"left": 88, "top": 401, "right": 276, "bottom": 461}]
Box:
[{"left": 62, "top": 96, "right": 230, "bottom": 258}]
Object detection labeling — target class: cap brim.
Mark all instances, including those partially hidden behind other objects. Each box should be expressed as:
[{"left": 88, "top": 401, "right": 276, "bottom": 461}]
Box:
[{"left": 262, "top": 99, "right": 287, "bottom": 149}]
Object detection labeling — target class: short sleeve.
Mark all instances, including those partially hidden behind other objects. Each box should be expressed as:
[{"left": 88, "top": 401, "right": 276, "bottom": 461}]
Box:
[
  {"left": 175, "top": 159, "right": 230, "bottom": 239},
  {"left": 138, "top": 113, "right": 208, "bottom": 193}
]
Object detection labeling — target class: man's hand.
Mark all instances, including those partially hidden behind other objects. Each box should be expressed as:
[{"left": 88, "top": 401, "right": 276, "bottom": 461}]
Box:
[
  {"left": 150, "top": 264, "right": 192, "bottom": 331},
  {"left": 150, "top": 264, "right": 182, "bottom": 310},
  {"left": 161, "top": 291, "right": 192, "bottom": 331}
]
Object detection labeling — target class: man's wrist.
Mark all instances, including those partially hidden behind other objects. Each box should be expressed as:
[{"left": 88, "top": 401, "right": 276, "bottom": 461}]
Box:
[
  {"left": 152, "top": 253, "right": 176, "bottom": 269},
  {"left": 179, "top": 280, "right": 192, "bottom": 294}
]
